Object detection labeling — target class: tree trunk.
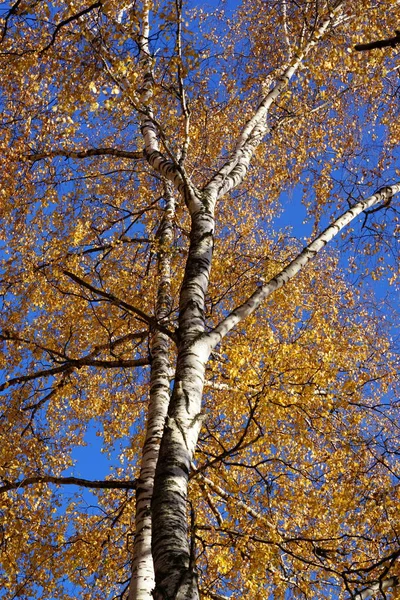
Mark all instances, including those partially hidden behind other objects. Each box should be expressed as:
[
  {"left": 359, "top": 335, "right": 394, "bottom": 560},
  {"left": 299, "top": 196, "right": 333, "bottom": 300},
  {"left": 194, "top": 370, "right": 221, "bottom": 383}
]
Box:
[
  {"left": 129, "top": 186, "right": 176, "bottom": 600},
  {"left": 151, "top": 202, "right": 215, "bottom": 600}
]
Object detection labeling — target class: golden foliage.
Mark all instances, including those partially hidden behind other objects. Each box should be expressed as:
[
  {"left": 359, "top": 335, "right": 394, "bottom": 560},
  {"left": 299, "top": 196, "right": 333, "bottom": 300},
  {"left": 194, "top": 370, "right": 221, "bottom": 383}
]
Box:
[{"left": 0, "top": 0, "right": 399, "bottom": 598}]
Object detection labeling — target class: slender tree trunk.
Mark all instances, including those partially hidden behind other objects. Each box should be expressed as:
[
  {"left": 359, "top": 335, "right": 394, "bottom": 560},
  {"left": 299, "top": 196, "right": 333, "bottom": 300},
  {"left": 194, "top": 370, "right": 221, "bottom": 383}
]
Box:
[
  {"left": 151, "top": 201, "right": 215, "bottom": 600},
  {"left": 207, "top": 185, "right": 400, "bottom": 348},
  {"left": 129, "top": 185, "right": 175, "bottom": 600}
]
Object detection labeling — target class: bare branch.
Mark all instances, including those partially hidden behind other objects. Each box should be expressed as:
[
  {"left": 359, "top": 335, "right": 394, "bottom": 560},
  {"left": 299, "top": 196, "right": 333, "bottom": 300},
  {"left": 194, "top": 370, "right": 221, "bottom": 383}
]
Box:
[
  {"left": 0, "top": 355, "right": 149, "bottom": 394},
  {"left": 0, "top": 0, "right": 23, "bottom": 42},
  {"left": 354, "top": 31, "right": 400, "bottom": 51},
  {"left": 40, "top": 2, "right": 102, "bottom": 54},
  {"left": 63, "top": 270, "right": 176, "bottom": 342},
  {"left": 0, "top": 329, "right": 150, "bottom": 395},
  {"left": 26, "top": 147, "right": 144, "bottom": 162},
  {"left": 0, "top": 475, "right": 137, "bottom": 494},
  {"left": 192, "top": 470, "right": 274, "bottom": 528},
  {"left": 70, "top": 356, "right": 149, "bottom": 368},
  {"left": 0, "top": 364, "right": 73, "bottom": 393}
]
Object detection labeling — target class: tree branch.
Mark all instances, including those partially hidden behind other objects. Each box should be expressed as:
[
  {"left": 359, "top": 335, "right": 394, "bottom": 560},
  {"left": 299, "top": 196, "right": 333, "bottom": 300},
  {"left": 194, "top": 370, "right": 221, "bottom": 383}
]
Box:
[
  {"left": 354, "top": 31, "right": 400, "bottom": 51},
  {"left": 0, "top": 329, "right": 150, "bottom": 394},
  {"left": 352, "top": 576, "right": 399, "bottom": 599},
  {"left": 63, "top": 270, "right": 177, "bottom": 342},
  {"left": 26, "top": 147, "right": 144, "bottom": 162},
  {"left": 0, "top": 0, "right": 23, "bottom": 42},
  {"left": 0, "top": 364, "right": 73, "bottom": 393},
  {"left": 205, "top": 184, "right": 400, "bottom": 350},
  {"left": 0, "top": 475, "right": 137, "bottom": 494},
  {"left": 204, "top": 3, "right": 345, "bottom": 201},
  {"left": 192, "top": 470, "right": 274, "bottom": 528},
  {"left": 72, "top": 356, "right": 150, "bottom": 368},
  {"left": 40, "top": 2, "right": 102, "bottom": 54},
  {"left": 0, "top": 355, "right": 149, "bottom": 393}
]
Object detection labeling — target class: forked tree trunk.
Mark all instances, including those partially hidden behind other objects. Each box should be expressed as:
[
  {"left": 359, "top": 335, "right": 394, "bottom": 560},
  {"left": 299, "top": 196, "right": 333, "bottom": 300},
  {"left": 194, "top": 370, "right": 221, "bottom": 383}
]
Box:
[{"left": 149, "top": 184, "right": 400, "bottom": 600}]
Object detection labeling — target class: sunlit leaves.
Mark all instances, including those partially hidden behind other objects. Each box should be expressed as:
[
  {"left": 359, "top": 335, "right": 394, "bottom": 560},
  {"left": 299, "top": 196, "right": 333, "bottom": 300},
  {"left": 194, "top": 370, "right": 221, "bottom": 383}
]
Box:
[{"left": 0, "top": 0, "right": 399, "bottom": 598}]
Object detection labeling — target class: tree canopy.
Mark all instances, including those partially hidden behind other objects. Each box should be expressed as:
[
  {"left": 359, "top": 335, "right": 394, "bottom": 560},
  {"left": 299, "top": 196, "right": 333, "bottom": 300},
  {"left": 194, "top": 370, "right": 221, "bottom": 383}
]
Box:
[{"left": 0, "top": 1, "right": 399, "bottom": 599}]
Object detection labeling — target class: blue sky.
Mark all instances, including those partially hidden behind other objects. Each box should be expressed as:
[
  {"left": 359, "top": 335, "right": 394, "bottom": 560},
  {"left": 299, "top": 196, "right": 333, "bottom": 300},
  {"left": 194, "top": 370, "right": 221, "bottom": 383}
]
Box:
[{"left": 0, "top": 1, "right": 399, "bottom": 598}]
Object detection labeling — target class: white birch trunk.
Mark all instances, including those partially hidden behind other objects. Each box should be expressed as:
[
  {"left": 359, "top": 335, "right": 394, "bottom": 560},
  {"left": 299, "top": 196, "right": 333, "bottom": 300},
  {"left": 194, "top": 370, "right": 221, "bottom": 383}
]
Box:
[
  {"left": 151, "top": 201, "right": 215, "bottom": 600},
  {"left": 132, "top": 6, "right": 210, "bottom": 597},
  {"left": 128, "top": 186, "right": 175, "bottom": 600}
]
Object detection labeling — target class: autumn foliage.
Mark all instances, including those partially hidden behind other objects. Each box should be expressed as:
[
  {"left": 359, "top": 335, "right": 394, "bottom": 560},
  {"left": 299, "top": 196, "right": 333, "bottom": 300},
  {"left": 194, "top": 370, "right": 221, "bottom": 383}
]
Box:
[{"left": 0, "top": 1, "right": 399, "bottom": 599}]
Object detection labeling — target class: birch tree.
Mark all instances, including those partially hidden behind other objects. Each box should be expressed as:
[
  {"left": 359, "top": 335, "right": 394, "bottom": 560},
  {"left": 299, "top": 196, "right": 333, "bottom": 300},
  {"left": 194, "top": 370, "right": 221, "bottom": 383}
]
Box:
[{"left": 0, "top": 1, "right": 399, "bottom": 599}]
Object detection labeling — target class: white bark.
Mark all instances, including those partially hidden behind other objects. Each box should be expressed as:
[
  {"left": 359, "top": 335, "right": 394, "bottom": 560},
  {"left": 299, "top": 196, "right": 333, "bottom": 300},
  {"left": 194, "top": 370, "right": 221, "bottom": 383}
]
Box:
[
  {"left": 129, "top": 185, "right": 176, "bottom": 600},
  {"left": 131, "top": 7, "right": 210, "bottom": 596},
  {"left": 204, "top": 2, "right": 345, "bottom": 200},
  {"left": 352, "top": 576, "right": 399, "bottom": 599},
  {"left": 136, "top": 0, "right": 188, "bottom": 195},
  {"left": 151, "top": 203, "right": 215, "bottom": 600},
  {"left": 150, "top": 338, "right": 209, "bottom": 600},
  {"left": 206, "top": 185, "right": 399, "bottom": 350}
]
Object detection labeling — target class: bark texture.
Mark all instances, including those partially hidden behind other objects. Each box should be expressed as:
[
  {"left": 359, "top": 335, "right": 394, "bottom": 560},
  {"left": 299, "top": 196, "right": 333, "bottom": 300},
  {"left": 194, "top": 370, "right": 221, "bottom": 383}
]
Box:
[
  {"left": 129, "top": 186, "right": 176, "bottom": 600},
  {"left": 151, "top": 204, "right": 215, "bottom": 600}
]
